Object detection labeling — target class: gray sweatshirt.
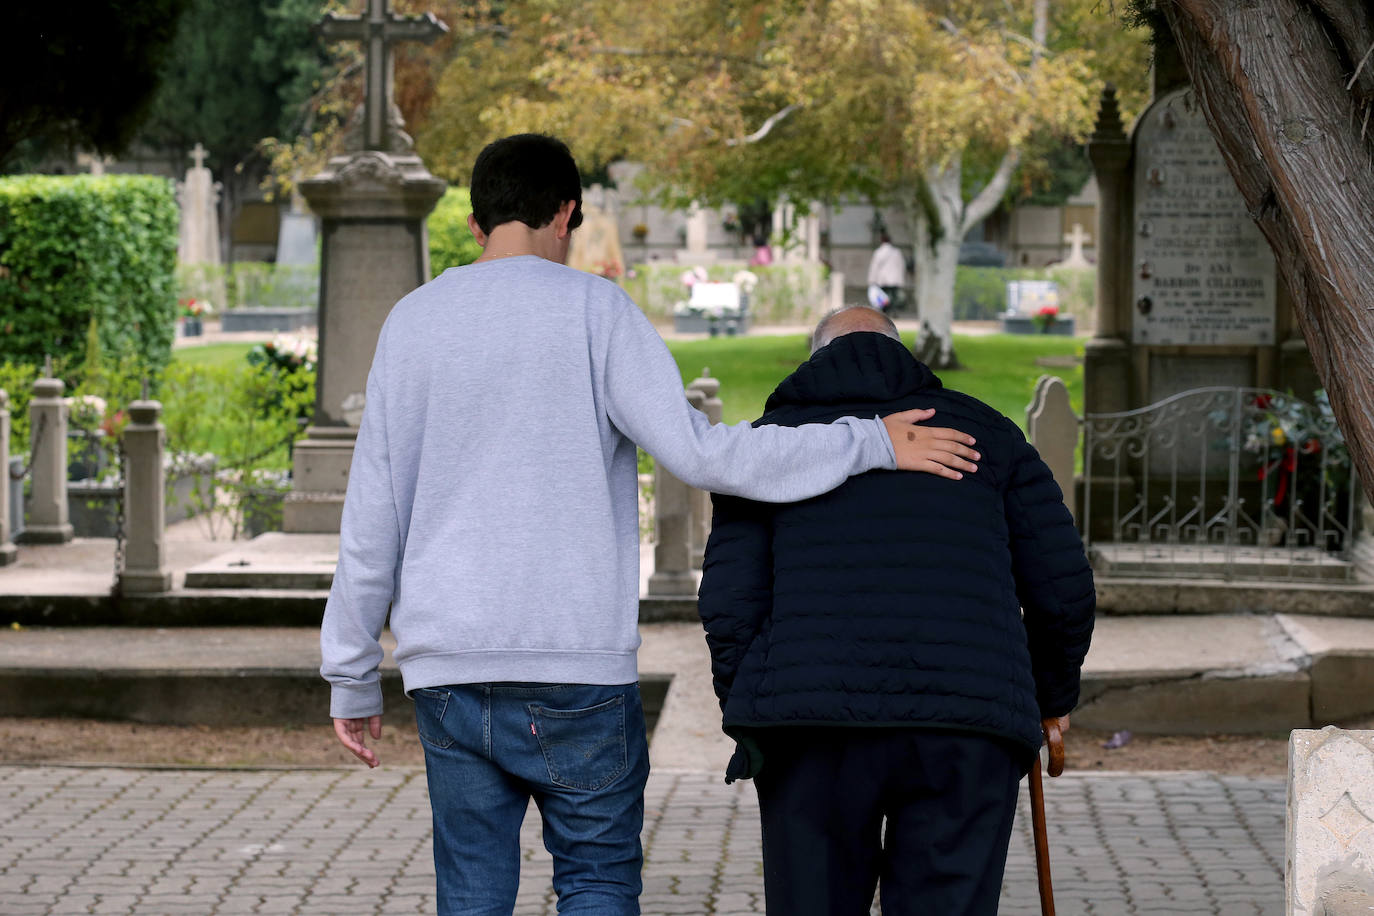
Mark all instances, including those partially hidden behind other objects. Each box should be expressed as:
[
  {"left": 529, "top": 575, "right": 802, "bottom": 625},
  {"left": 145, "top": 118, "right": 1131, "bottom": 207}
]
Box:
[{"left": 320, "top": 256, "right": 898, "bottom": 719}]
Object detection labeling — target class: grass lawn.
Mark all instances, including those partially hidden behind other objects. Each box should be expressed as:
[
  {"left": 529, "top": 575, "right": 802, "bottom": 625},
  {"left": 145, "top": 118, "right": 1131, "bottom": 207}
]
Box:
[
  {"left": 172, "top": 333, "right": 1083, "bottom": 433},
  {"left": 667, "top": 333, "right": 1083, "bottom": 430},
  {"left": 171, "top": 342, "right": 266, "bottom": 370}
]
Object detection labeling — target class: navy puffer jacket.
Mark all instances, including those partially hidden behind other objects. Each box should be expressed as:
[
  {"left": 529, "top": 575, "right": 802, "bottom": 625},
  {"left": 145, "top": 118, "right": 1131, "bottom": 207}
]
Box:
[{"left": 697, "top": 332, "right": 1095, "bottom": 780}]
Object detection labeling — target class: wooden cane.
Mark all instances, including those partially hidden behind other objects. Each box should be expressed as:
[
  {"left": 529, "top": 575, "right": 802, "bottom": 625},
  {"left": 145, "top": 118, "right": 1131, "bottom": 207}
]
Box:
[{"left": 1029, "top": 718, "right": 1065, "bottom": 916}]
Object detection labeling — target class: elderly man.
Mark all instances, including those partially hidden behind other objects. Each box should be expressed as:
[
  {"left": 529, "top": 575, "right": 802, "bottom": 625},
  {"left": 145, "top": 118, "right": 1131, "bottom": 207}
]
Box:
[{"left": 698, "top": 306, "right": 1095, "bottom": 916}]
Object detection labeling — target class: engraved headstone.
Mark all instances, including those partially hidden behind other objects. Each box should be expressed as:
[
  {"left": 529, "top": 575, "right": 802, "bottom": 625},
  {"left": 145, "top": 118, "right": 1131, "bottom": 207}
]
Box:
[
  {"left": 1287, "top": 728, "right": 1374, "bottom": 915},
  {"left": 1132, "top": 88, "right": 1276, "bottom": 349}
]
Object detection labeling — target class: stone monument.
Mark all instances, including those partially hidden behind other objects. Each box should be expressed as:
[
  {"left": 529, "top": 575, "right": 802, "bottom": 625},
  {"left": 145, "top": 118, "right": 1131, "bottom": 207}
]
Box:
[
  {"left": 283, "top": 0, "right": 448, "bottom": 533},
  {"left": 275, "top": 187, "right": 318, "bottom": 268},
  {"left": 1084, "top": 25, "right": 1316, "bottom": 420},
  {"left": 176, "top": 143, "right": 222, "bottom": 267}
]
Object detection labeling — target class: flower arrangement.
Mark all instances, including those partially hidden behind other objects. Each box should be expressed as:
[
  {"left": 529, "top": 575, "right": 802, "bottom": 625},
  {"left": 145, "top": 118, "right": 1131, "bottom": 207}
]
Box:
[
  {"left": 594, "top": 260, "right": 623, "bottom": 280},
  {"left": 631, "top": 223, "right": 649, "bottom": 241},
  {"left": 1031, "top": 304, "right": 1059, "bottom": 332},
  {"left": 65, "top": 394, "right": 108, "bottom": 428},
  {"left": 179, "top": 298, "right": 208, "bottom": 318},
  {"left": 1240, "top": 390, "right": 1350, "bottom": 522},
  {"left": 722, "top": 211, "right": 740, "bottom": 234},
  {"left": 247, "top": 334, "right": 318, "bottom": 373},
  {"left": 679, "top": 265, "right": 709, "bottom": 288},
  {"left": 731, "top": 270, "right": 759, "bottom": 294}
]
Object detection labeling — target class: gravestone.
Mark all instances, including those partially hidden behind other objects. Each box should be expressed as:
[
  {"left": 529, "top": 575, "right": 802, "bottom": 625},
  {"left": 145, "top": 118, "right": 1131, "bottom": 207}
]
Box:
[
  {"left": 676, "top": 202, "right": 717, "bottom": 265},
  {"left": 1084, "top": 24, "right": 1316, "bottom": 420},
  {"left": 1287, "top": 728, "right": 1374, "bottom": 915},
  {"left": 566, "top": 186, "right": 625, "bottom": 279},
  {"left": 283, "top": 0, "right": 448, "bottom": 533},
  {"left": 1001, "top": 280, "right": 1074, "bottom": 336},
  {"left": 1027, "top": 375, "right": 1079, "bottom": 521},
  {"left": 0, "top": 390, "right": 15, "bottom": 565},
  {"left": 1059, "top": 223, "right": 1093, "bottom": 269},
  {"left": 177, "top": 144, "right": 222, "bottom": 266},
  {"left": 275, "top": 188, "right": 318, "bottom": 268}
]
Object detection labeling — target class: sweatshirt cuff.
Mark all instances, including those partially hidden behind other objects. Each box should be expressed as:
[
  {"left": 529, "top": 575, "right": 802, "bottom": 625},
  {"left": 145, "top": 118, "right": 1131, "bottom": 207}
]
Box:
[
  {"left": 865, "top": 415, "right": 898, "bottom": 470},
  {"left": 329, "top": 680, "right": 385, "bottom": 720}
]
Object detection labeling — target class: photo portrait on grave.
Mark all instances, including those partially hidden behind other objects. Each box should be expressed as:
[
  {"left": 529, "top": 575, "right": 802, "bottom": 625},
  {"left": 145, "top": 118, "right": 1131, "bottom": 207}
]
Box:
[
  {"left": 698, "top": 306, "right": 1095, "bottom": 916},
  {"left": 319, "top": 134, "right": 983, "bottom": 914}
]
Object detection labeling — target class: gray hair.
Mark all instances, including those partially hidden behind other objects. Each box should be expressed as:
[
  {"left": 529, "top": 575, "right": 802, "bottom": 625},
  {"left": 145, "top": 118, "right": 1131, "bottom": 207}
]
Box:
[{"left": 811, "top": 306, "right": 902, "bottom": 354}]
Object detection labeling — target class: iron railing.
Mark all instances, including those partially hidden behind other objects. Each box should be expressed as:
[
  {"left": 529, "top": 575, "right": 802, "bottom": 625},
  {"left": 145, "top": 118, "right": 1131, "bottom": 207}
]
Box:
[{"left": 1082, "top": 387, "right": 1359, "bottom": 581}]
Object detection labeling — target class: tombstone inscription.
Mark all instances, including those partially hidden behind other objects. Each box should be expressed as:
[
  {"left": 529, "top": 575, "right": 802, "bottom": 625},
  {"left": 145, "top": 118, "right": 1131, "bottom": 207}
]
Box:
[{"left": 1131, "top": 89, "right": 1276, "bottom": 348}]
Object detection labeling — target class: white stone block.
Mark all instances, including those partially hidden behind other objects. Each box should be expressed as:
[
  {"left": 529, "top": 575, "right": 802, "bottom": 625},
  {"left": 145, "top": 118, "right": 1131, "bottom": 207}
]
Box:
[{"left": 1287, "top": 727, "right": 1374, "bottom": 915}]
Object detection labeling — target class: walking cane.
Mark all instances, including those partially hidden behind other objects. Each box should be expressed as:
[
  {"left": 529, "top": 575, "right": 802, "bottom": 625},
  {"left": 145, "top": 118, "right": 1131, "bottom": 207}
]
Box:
[{"left": 1029, "top": 718, "right": 1065, "bottom": 916}]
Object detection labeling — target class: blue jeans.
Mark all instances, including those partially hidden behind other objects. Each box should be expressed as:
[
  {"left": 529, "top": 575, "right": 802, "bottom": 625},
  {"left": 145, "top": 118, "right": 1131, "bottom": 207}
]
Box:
[{"left": 413, "top": 682, "right": 649, "bottom": 915}]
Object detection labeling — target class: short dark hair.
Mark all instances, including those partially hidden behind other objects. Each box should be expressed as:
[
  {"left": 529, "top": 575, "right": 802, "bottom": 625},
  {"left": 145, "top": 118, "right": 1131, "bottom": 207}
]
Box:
[{"left": 469, "top": 134, "right": 583, "bottom": 235}]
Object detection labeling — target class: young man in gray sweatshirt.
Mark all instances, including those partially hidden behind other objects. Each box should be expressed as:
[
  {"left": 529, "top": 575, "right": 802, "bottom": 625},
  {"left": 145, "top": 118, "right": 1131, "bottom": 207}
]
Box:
[{"left": 320, "top": 133, "right": 980, "bottom": 916}]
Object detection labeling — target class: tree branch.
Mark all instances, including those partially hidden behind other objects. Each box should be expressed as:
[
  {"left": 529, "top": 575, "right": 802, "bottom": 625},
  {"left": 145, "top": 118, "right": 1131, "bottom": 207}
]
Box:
[
  {"left": 724, "top": 104, "right": 799, "bottom": 146},
  {"left": 961, "top": 147, "right": 1021, "bottom": 234}
]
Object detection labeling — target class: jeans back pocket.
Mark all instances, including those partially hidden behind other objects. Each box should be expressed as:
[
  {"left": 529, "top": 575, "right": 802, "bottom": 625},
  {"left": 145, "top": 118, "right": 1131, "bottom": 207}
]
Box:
[
  {"left": 412, "top": 687, "right": 455, "bottom": 749},
  {"left": 528, "top": 694, "right": 628, "bottom": 791}
]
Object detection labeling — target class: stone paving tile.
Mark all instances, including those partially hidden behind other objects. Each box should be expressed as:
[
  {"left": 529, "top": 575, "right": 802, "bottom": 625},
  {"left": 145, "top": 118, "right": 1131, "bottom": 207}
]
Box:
[{"left": 0, "top": 766, "right": 1284, "bottom": 915}]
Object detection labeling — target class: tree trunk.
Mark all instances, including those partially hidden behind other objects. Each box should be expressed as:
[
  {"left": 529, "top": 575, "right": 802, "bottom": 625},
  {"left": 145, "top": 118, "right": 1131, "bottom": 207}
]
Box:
[{"left": 1160, "top": 0, "right": 1374, "bottom": 503}]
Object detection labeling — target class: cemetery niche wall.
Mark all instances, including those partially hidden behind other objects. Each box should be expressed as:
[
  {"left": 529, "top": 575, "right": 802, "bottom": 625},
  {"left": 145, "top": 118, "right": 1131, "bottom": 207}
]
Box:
[{"left": 1078, "top": 38, "right": 1347, "bottom": 577}]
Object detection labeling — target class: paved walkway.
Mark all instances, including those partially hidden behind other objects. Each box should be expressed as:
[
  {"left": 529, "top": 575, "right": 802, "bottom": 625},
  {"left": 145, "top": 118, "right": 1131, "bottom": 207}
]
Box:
[{"left": 0, "top": 765, "right": 1283, "bottom": 915}]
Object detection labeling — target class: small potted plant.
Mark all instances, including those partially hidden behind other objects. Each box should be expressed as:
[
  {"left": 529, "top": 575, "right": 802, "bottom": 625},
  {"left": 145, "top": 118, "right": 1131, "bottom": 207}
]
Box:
[
  {"left": 179, "top": 298, "right": 206, "bottom": 336},
  {"left": 1032, "top": 304, "right": 1059, "bottom": 334}
]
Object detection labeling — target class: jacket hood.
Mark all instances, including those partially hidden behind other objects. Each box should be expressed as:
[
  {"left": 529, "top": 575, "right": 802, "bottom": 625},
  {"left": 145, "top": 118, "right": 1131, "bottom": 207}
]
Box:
[{"left": 763, "top": 332, "right": 941, "bottom": 415}]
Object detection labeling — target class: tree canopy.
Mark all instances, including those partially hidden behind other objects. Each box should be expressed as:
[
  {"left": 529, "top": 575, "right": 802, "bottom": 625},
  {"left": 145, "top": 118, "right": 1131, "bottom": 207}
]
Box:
[{"left": 0, "top": 0, "right": 190, "bottom": 172}]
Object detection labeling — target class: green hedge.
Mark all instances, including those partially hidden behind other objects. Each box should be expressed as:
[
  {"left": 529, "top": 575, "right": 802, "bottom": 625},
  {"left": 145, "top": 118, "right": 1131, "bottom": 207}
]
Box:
[
  {"left": 0, "top": 175, "right": 179, "bottom": 373},
  {"left": 428, "top": 186, "right": 482, "bottom": 278}
]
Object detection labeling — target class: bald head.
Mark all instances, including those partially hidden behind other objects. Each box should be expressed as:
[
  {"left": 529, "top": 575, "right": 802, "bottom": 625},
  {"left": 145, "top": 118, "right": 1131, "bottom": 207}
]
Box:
[{"left": 810, "top": 306, "right": 902, "bottom": 354}]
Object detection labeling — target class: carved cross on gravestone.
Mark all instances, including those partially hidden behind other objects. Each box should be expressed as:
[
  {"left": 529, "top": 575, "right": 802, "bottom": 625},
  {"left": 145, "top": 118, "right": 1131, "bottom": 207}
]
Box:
[
  {"left": 320, "top": 0, "right": 448, "bottom": 153},
  {"left": 189, "top": 143, "right": 209, "bottom": 170}
]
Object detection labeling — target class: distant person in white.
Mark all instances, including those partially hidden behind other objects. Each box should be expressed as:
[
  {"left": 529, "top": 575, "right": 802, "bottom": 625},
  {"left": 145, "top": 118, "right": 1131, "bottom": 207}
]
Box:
[
  {"left": 867, "top": 231, "right": 908, "bottom": 313},
  {"left": 319, "top": 133, "right": 981, "bottom": 916}
]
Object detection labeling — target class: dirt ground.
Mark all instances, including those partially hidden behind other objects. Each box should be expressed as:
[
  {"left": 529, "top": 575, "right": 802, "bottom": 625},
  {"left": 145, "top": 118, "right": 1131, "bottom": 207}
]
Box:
[{"left": 0, "top": 718, "right": 1293, "bottom": 776}]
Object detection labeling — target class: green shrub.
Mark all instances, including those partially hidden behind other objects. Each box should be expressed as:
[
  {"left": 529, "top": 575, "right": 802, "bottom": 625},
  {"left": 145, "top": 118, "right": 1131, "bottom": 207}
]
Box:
[
  {"left": 428, "top": 186, "right": 482, "bottom": 277},
  {"left": 0, "top": 175, "right": 179, "bottom": 373}
]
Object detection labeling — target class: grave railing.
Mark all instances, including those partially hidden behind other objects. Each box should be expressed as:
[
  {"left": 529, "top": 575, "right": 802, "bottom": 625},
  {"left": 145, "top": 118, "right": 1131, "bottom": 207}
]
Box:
[{"left": 1081, "top": 387, "right": 1360, "bottom": 581}]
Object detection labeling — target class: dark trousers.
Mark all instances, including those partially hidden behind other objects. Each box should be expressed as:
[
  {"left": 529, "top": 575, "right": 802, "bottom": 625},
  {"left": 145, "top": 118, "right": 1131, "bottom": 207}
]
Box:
[{"left": 753, "top": 728, "right": 1021, "bottom": 916}]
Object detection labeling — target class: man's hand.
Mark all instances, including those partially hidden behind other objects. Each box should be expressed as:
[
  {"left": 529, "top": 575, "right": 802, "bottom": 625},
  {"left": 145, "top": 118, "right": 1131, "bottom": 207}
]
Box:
[
  {"left": 334, "top": 716, "right": 383, "bottom": 768},
  {"left": 882, "top": 409, "right": 979, "bottom": 479}
]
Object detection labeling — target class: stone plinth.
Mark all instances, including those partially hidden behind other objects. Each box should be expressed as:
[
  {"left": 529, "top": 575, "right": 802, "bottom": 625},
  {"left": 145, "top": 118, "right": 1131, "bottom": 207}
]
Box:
[
  {"left": 1287, "top": 728, "right": 1374, "bottom": 915},
  {"left": 284, "top": 149, "right": 445, "bottom": 533}
]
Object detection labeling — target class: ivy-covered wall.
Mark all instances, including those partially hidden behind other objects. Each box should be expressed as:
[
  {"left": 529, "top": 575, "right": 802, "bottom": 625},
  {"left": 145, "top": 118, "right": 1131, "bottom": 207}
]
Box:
[{"left": 0, "top": 175, "right": 179, "bottom": 373}]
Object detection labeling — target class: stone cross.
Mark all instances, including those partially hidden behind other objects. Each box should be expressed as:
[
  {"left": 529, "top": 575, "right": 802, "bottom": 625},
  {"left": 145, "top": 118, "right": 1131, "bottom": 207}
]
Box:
[
  {"left": 320, "top": 0, "right": 448, "bottom": 152},
  {"left": 189, "top": 143, "right": 209, "bottom": 170},
  {"left": 1061, "top": 222, "right": 1093, "bottom": 269}
]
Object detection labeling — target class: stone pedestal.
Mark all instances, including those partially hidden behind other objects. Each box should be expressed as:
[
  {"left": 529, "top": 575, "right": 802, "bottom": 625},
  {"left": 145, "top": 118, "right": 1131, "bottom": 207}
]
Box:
[
  {"left": 686, "top": 372, "right": 723, "bottom": 568},
  {"left": 121, "top": 401, "right": 172, "bottom": 594},
  {"left": 1287, "top": 728, "right": 1374, "bottom": 914},
  {"left": 647, "top": 464, "right": 695, "bottom": 598},
  {"left": 0, "top": 390, "right": 16, "bottom": 565},
  {"left": 22, "top": 378, "right": 73, "bottom": 544},
  {"left": 283, "top": 149, "right": 445, "bottom": 533}
]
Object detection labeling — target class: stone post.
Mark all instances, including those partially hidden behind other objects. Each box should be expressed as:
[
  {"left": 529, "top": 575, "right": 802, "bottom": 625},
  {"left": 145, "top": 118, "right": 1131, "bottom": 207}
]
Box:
[
  {"left": 1085, "top": 84, "right": 1133, "bottom": 417},
  {"left": 1027, "top": 376, "right": 1080, "bottom": 522},
  {"left": 1286, "top": 728, "right": 1374, "bottom": 914},
  {"left": 121, "top": 400, "right": 172, "bottom": 593},
  {"left": 686, "top": 371, "right": 723, "bottom": 567},
  {"left": 646, "top": 460, "right": 695, "bottom": 597},
  {"left": 24, "top": 376, "right": 73, "bottom": 544},
  {"left": 0, "top": 390, "right": 16, "bottom": 565}
]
